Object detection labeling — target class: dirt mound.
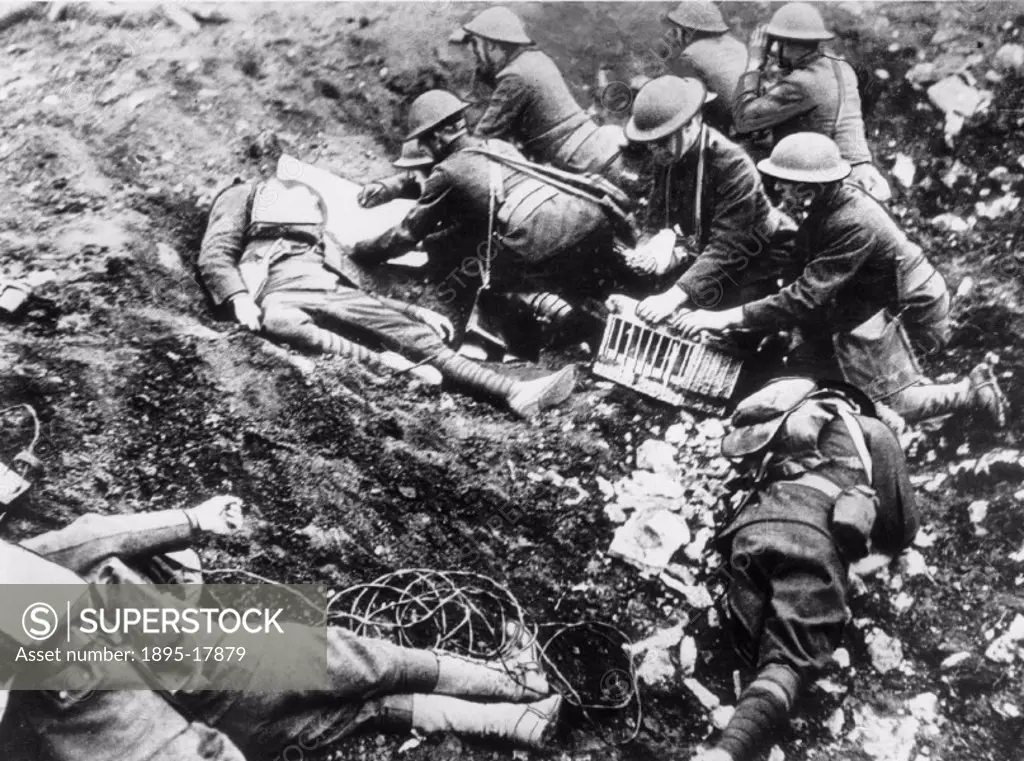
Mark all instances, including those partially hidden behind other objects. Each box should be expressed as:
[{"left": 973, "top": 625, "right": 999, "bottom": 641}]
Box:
[{"left": 1, "top": 3, "right": 1023, "bottom": 760}]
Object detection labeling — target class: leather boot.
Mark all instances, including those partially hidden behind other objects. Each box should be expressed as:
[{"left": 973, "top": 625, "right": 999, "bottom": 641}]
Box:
[
  {"left": 409, "top": 693, "right": 562, "bottom": 749},
  {"left": 889, "top": 363, "right": 1007, "bottom": 427},
  {"left": 434, "top": 624, "right": 548, "bottom": 701},
  {"left": 967, "top": 363, "right": 1008, "bottom": 427},
  {"left": 434, "top": 351, "right": 576, "bottom": 419}
]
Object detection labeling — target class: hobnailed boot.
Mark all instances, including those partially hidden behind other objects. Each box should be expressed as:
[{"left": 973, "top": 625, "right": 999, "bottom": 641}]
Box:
[
  {"left": 434, "top": 351, "right": 576, "bottom": 419},
  {"left": 967, "top": 363, "right": 1008, "bottom": 428},
  {"left": 409, "top": 693, "right": 563, "bottom": 749},
  {"left": 434, "top": 623, "right": 549, "bottom": 701},
  {"left": 888, "top": 363, "right": 1008, "bottom": 428}
]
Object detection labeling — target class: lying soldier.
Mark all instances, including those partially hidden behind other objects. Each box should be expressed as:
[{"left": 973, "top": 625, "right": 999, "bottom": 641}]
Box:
[
  {"left": 690, "top": 378, "right": 918, "bottom": 761},
  {"left": 0, "top": 496, "right": 562, "bottom": 759},
  {"left": 198, "top": 171, "right": 576, "bottom": 419}
]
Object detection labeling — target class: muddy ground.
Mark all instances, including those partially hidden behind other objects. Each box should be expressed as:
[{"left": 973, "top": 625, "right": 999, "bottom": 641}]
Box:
[{"left": 1, "top": 2, "right": 1023, "bottom": 760}]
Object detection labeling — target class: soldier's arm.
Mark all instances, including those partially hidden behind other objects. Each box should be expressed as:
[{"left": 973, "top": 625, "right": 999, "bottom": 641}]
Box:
[
  {"left": 740, "top": 215, "right": 875, "bottom": 330},
  {"left": 350, "top": 167, "right": 454, "bottom": 265},
  {"left": 474, "top": 73, "right": 530, "bottom": 140},
  {"left": 359, "top": 173, "right": 422, "bottom": 208},
  {"left": 197, "top": 182, "right": 253, "bottom": 306},
  {"left": 674, "top": 153, "right": 765, "bottom": 309},
  {"left": 732, "top": 73, "right": 815, "bottom": 135},
  {"left": 861, "top": 417, "right": 920, "bottom": 555}
]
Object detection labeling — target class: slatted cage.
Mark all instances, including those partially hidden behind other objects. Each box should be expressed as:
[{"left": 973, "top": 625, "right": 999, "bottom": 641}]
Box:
[{"left": 593, "top": 311, "right": 745, "bottom": 414}]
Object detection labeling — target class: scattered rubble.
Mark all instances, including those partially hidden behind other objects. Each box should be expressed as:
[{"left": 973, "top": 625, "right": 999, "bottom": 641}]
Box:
[{"left": 865, "top": 628, "right": 905, "bottom": 674}]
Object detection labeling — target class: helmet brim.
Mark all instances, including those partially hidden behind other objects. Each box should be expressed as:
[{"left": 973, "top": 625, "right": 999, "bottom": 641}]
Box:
[
  {"left": 405, "top": 107, "right": 468, "bottom": 142},
  {"left": 664, "top": 11, "right": 729, "bottom": 34},
  {"left": 461, "top": 25, "right": 532, "bottom": 46},
  {"left": 624, "top": 91, "right": 717, "bottom": 143},
  {"left": 756, "top": 155, "right": 851, "bottom": 183},
  {"left": 765, "top": 26, "right": 834, "bottom": 41},
  {"left": 393, "top": 157, "right": 434, "bottom": 169}
]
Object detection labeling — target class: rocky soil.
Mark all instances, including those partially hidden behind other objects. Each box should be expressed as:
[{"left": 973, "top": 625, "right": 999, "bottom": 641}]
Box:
[{"left": 1, "top": 2, "right": 1023, "bottom": 761}]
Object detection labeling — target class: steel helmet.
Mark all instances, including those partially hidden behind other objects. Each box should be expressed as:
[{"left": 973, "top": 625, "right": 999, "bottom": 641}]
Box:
[
  {"left": 452, "top": 7, "right": 532, "bottom": 46},
  {"left": 665, "top": 1, "right": 729, "bottom": 34},
  {"left": 392, "top": 140, "right": 434, "bottom": 169},
  {"left": 404, "top": 91, "right": 468, "bottom": 141},
  {"left": 624, "top": 76, "right": 717, "bottom": 143},
  {"left": 757, "top": 132, "right": 851, "bottom": 183},
  {"left": 765, "top": 2, "right": 834, "bottom": 41}
]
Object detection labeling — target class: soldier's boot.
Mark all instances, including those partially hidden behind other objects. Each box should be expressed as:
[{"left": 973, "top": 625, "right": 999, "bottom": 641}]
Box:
[
  {"left": 889, "top": 363, "right": 1007, "bottom": 427},
  {"left": 433, "top": 623, "right": 549, "bottom": 701},
  {"left": 434, "top": 352, "right": 576, "bottom": 419},
  {"left": 373, "top": 693, "right": 562, "bottom": 749}
]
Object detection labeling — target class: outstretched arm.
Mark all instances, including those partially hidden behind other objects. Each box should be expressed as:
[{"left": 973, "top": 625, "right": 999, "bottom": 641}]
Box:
[
  {"left": 351, "top": 167, "right": 455, "bottom": 266},
  {"left": 19, "top": 496, "right": 244, "bottom": 574}
]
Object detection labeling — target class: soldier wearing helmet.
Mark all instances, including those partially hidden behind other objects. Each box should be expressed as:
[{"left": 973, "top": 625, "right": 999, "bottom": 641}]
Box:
[
  {"left": 357, "top": 141, "right": 436, "bottom": 209},
  {"left": 674, "top": 133, "right": 1007, "bottom": 430},
  {"left": 352, "top": 89, "right": 625, "bottom": 317},
  {"left": 662, "top": 0, "right": 746, "bottom": 134},
  {"left": 623, "top": 76, "right": 793, "bottom": 326},
  {"left": 732, "top": 2, "right": 892, "bottom": 202},
  {"left": 683, "top": 376, "right": 919, "bottom": 761},
  {"left": 450, "top": 6, "right": 636, "bottom": 190}
]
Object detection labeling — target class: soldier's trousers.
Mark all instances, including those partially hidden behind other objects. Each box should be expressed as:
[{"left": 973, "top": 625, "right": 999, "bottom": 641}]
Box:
[
  {"left": 259, "top": 286, "right": 448, "bottom": 364},
  {"left": 0, "top": 512, "right": 444, "bottom": 761}
]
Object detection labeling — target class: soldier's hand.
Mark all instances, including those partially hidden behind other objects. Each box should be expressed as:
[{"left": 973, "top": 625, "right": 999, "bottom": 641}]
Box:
[
  {"left": 231, "top": 293, "right": 262, "bottom": 331},
  {"left": 414, "top": 306, "right": 455, "bottom": 343},
  {"left": 357, "top": 182, "right": 389, "bottom": 209},
  {"left": 747, "top": 24, "right": 769, "bottom": 67},
  {"left": 187, "top": 495, "right": 245, "bottom": 536},
  {"left": 672, "top": 308, "right": 738, "bottom": 339},
  {"left": 636, "top": 287, "right": 688, "bottom": 324}
]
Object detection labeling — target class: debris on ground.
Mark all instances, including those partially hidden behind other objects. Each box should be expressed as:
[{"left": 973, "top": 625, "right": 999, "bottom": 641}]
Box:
[{"left": 927, "top": 75, "right": 993, "bottom": 147}]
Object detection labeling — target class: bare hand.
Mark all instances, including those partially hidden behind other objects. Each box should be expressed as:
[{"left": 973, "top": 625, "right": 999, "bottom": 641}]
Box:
[
  {"left": 748, "top": 24, "right": 769, "bottom": 67},
  {"left": 187, "top": 495, "right": 245, "bottom": 536},
  {"left": 231, "top": 293, "right": 262, "bottom": 331},
  {"left": 414, "top": 306, "right": 455, "bottom": 343},
  {"left": 636, "top": 288, "right": 688, "bottom": 324},
  {"left": 357, "top": 182, "right": 389, "bottom": 209},
  {"left": 672, "top": 308, "right": 737, "bottom": 339}
]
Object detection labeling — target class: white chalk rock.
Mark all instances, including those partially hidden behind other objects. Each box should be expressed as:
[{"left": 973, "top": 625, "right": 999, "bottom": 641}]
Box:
[
  {"left": 866, "top": 628, "right": 904, "bottom": 674},
  {"left": 637, "top": 438, "right": 680, "bottom": 477}
]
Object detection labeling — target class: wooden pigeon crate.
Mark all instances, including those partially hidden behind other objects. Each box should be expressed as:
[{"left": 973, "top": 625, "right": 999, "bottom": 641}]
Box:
[{"left": 592, "top": 311, "right": 745, "bottom": 415}]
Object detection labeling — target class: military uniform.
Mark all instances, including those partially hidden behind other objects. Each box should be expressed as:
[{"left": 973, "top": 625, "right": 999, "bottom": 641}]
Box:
[
  {"left": 474, "top": 49, "right": 632, "bottom": 186},
  {"left": 644, "top": 125, "right": 789, "bottom": 309},
  {"left": 198, "top": 178, "right": 456, "bottom": 365},
  {"left": 0, "top": 510, "right": 538, "bottom": 760},
  {"left": 670, "top": 34, "right": 747, "bottom": 134},
  {"left": 711, "top": 388, "right": 918, "bottom": 761},
  {"left": 738, "top": 183, "right": 974, "bottom": 422},
  {"left": 352, "top": 136, "right": 616, "bottom": 295},
  {"left": 733, "top": 52, "right": 873, "bottom": 167}
]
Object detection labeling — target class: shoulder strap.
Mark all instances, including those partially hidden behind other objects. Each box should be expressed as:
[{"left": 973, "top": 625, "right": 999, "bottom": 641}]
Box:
[
  {"left": 829, "top": 56, "right": 847, "bottom": 139},
  {"left": 464, "top": 147, "right": 636, "bottom": 242},
  {"left": 693, "top": 125, "right": 709, "bottom": 240},
  {"left": 834, "top": 405, "right": 873, "bottom": 483}
]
